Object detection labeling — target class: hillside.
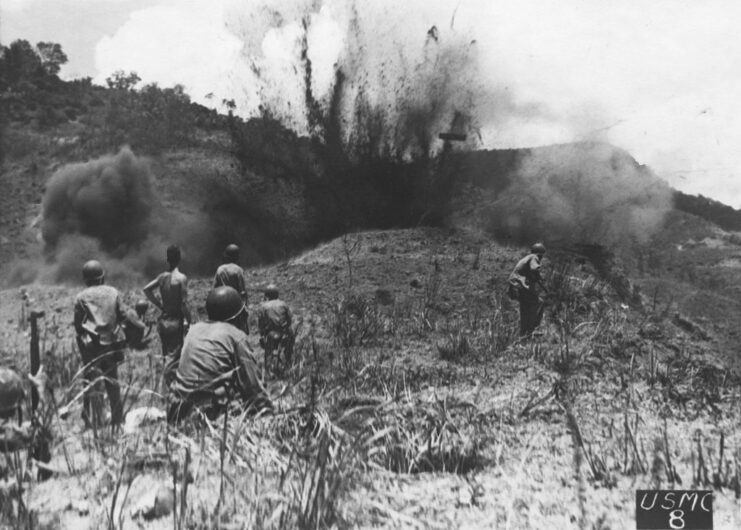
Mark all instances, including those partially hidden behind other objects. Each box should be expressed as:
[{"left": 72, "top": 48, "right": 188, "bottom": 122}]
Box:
[
  {"left": 1, "top": 227, "right": 739, "bottom": 528},
  {"left": 1, "top": 46, "right": 741, "bottom": 529}
]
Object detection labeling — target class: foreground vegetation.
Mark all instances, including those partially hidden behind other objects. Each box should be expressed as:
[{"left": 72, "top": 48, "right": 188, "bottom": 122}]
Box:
[{"left": 1, "top": 229, "right": 739, "bottom": 529}]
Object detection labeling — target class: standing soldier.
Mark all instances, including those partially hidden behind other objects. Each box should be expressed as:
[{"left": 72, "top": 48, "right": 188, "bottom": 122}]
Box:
[
  {"left": 143, "top": 245, "right": 193, "bottom": 384},
  {"left": 73, "top": 260, "right": 127, "bottom": 428},
  {"left": 257, "top": 283, "right": 294, "bottom": 376},
  {"left": 168, "top": 286, "right": 272, "bottom": 423},
  {"left": 213, "top": 244, "right": 248, "bottom": 333},
  {"left": 508, "top": 243, "right": 547, "bottom": 338}
]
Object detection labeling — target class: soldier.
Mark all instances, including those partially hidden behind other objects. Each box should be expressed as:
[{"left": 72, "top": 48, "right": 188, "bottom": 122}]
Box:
[
  {"left": 74, "top": 260, "right": 127, "bottom": 428},
  {"left": 143, "top": 245, "right": 193, "bottom": 384},
  {"left": 257, "top": 283, "right": 294, "bottom": 376},
  {"left": 168, "top": 286, "right": 272, "bottom": 424},
  {"left": 508, "top": 242, "right": 548, "bottom": 338},
  {"left": 213, "top": 244, "right": 248, "bottom": 333}
]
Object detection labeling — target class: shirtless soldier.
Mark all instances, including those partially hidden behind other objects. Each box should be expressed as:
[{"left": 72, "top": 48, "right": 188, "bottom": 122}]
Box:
[{"left": 143, "top": 245, "right": 193, "bottom": 384}]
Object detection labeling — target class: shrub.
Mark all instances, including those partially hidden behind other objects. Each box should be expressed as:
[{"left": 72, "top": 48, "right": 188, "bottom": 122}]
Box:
[
  {"left": 437, "top": 331, "right": 470, "bottom": 362},
  {"left": 330, "top": 293, "right": 382, "bottom": 348}
]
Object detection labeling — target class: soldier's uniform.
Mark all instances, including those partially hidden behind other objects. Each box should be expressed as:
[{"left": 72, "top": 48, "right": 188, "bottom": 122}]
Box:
[
  {"left": 74, "top": 284, "right": 127, "bottom": 427},
  {"left": 168, "top": 321, "right": 271, "bottom": 423},
  {"left": 257, "top": 298, "right": 294, "bottom": 372},
  {"left": 213, "top": 262, "right": 248, "bottom": 333},
  {"left": 508, "top": 252, "right": 545, "bottom": 337}
]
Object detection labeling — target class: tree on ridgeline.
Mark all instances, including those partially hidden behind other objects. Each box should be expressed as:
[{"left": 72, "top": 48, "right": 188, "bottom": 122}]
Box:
[
  {"left": 105, "top": 70, "right": 141, "bottom": 91},
  {"left": 0, "top": 39, "right": 44, "bottom": 88},
  {"left": 36, "top": 42, "right": 68, "bottom": 76}
]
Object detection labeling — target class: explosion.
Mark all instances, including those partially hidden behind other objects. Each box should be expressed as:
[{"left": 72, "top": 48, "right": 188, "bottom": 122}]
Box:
[
  {"left": 41, "top": 147, "right": 153, "bottom": 251},
  {"left": 486, "top": 142, "right": 673, "bottom": 247},
  {"left": 226, "top": 0, "right": 671, "bottom": 246},
  {"left": 36, "top": 147, "right": 213, "bottom": 285}
]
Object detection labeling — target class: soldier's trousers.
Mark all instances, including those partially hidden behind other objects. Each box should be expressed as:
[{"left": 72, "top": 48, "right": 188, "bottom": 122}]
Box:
[
  {"left": 77, "top": 340, "right": 123, "bottom": 428},
  {"left": 518, "top": 291, "right": 544, "bottom": 337},
  {"left": 158, "top": 317, "right": 184, "bottom": 386}
]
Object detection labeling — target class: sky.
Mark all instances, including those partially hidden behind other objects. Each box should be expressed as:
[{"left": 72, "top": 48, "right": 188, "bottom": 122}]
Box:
[{"left": 2, "top": 0, "right": 741, "bottom": 207}]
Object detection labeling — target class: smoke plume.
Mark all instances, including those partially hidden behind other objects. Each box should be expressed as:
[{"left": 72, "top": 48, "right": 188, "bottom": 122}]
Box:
[
  {"left": 38, "top": 147, "right": 214, "bottom": 285},
  {"left": 226, "top": 1, "right": 539, "bottom": 158},
  {"left": 41, "top": 147, "right": 154, "bottom": 250},
  {"left": 484, "top": 142, "right": 673, "bottom": 247}
]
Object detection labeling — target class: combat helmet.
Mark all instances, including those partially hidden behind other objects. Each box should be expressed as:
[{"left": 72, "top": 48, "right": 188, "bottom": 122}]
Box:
[
  {"left": 206, "top": 286, "right": 245, "bottom": 322},
  {"left": 531, "top": 242, "right": 546, "bottom": 256},
  {"left": 0, "top": 367, "right": 25, "bottom": 420},
  {"left": 224, "top": 244, "right": 240, "bottom": 262},
  {"left": 264, "top": 283, "right": 279, "bottom": 300},
  {"left": 82, "top": 260, "right": 105, "bottom": 283}
]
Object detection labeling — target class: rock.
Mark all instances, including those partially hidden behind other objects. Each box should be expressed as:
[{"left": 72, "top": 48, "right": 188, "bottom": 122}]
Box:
[
  {"left": 149, "top": 486, "right": 175, "bottom": 520},
  {"left": 123, "top": 407, "right": 167, "bottom": 434},
  {"left": 410, "top": 279, "right": 421, "bottom": 289},
  {"left": 131, "top": 484, "right": 174, "bottom": 520}
]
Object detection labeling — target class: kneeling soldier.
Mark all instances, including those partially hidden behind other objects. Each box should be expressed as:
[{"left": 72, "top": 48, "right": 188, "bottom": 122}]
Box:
[{"left": 168, "top": 286, "right": 272, "bottom": 424}]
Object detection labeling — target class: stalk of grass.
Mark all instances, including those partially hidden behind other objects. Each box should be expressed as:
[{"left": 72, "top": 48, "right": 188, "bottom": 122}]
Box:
[{"left": 107, "top": 451, "right": 128, "bottom": 530}]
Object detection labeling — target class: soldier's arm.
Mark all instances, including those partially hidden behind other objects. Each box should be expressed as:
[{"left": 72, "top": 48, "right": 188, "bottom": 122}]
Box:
[
  {"left": 530, "top": 257, "right": 548, "bottom": 291},
  {"left": 143, "top": 275, "right": 163, "bottom": 311},
  {"left": 181, "top": 277, "right": 193, "bottom": 324},
  {"left": 73, "top": 298, "right": 85, "bottom": 336}
]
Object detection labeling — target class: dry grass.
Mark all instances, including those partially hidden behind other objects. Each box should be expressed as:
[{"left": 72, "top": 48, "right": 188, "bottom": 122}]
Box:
[{"left": 2, "top": 230, "right": 741, "bottom": 529}]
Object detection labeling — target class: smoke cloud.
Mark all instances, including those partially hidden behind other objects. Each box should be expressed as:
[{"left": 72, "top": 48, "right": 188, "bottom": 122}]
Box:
[
  {"left": 484, "top": 142, "right": 673, "bottom": 247},
  {"left": 225, "top": 1, "right": 671, "bottom": 245},
  {"left": 36, "top": 147, "right": 214, "bottom": 286},
  {"left": 223, "top": 1, "right": 542, "bottom": 158},
  {"left": 41, "top": 146, "right": 154, "bottom": 250}
]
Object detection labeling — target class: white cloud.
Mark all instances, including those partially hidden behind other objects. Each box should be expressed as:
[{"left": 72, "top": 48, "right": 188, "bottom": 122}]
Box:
[
  {"left": 89, "top": 0, "right": 741, "bottom": 205},
  {"left": 94, "top": 0, "right": 242, "bottom": 105}
]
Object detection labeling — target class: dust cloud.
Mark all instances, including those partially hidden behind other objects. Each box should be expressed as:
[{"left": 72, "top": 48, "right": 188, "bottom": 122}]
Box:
[
  {"left": 228, "top": 1, "right": 671, "bottom": 246},
  {"left": 486, "top": 143, "right": 673, "bottom": 247},
  {"left": 41, "top": 147, "right": 153, "bottom": 250},
  {"left": 32, "top": 147, "right": 214, "bottom": 286}
]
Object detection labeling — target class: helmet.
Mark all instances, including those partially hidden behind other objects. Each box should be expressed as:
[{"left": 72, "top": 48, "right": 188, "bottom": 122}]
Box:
[
  {"left": 0, "top": 367, "right": 25, "bottom": 419},
  {"left": 206, "top": 286, "right": 245, "bottom": 322},
  {"left": 135, "top": 299, "right": 149, "bottom": 313},
  {"left": 264, "top": 283, "right": 279, "bottom": 300},
  {"left": 224, "top": 244, "right": 240, "bottom": 262},
  {"left": 531, "top": 243, "right": 546, "bottom": 255},
  {"left": 82, "top": 260, "right": 105, "bottom": 282}
]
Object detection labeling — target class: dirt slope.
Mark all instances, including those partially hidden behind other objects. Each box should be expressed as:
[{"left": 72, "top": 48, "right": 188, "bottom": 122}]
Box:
[{"left": 1, "top": 227, "right": 739, "bottom": 529}]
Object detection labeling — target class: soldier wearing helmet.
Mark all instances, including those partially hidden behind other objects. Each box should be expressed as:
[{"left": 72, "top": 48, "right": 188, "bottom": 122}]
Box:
[
  {"left": 74, "top": 260, "right": 127, "bottom": 428},
  {"left": 143, "top": 245, "right": 193, "bottom": 384},
  {"left": 168, "top": 286, "right": 272, "bottom": 423},
  {"left": 508, "top": 243, "right": 548, "bottom": 337},
  {"left": 213, "top": 244, "right": 248, "bottom": 333},
  {"left": 257, "top": 283, "right": 294, "bottom": 376}
]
